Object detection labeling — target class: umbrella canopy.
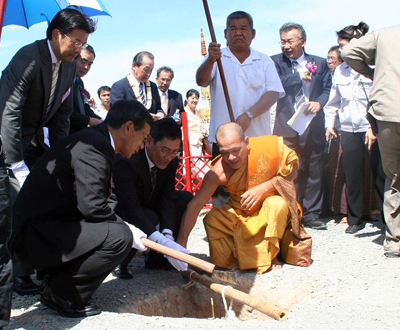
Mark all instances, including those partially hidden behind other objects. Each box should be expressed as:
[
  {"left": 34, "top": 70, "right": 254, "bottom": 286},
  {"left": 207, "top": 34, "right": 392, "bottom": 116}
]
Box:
[{"left": 2, "top": 0, "right": 110, "bottom": 29}]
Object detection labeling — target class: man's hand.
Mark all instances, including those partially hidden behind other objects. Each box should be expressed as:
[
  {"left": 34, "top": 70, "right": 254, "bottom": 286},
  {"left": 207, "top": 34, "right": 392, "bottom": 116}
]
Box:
[
  {"left": 303, "top": 101, "right": 321, "bottom": 115},
  {"left": 241, "top": 185, "right": 268, "bottom": 214},
  {"left": 235, "top": 112, "right": 251, "bottom": 132},
  {"left": 124, "top": 222, "right": 147, "bottom": 251},
  {"left": 8, "top": 160, "right": 30, "bottom": 188},
  {"left": 88, "top": 117, "right": 103, "bottom": 126},
  {"left": 149, "top": 231, "right": 190, "bottom": 271},
  {"left": 208, "top": 42, "right": 221, "bottom": 62},
  {"left": 151, "top": 112, "right": 165, "bottom": 120},
  {"left": 300, "top": 71, "right": 312, "bottom": 82},
  {"left": 325, "top": 127, "right": 337, "bottom": 141},
  {"left": 365, "top": 127, "right": 376, "bottom": 150}
]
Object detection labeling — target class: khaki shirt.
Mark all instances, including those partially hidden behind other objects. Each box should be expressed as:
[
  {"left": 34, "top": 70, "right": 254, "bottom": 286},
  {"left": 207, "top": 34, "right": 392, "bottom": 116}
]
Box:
[{"left": 341, "top": 25, "right": 400, "bottom": 123}]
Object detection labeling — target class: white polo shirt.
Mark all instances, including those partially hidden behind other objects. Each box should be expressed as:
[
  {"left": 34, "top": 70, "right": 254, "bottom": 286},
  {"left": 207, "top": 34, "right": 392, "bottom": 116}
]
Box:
[{"left": 207, "top": 47, "right": 284, "bottom": 142}]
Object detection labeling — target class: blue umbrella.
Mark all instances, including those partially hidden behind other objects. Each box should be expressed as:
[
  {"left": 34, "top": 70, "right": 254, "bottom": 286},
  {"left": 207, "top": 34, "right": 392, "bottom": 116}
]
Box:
[{"left": 2, "top": 0, "right": 110, "bottom": 29}]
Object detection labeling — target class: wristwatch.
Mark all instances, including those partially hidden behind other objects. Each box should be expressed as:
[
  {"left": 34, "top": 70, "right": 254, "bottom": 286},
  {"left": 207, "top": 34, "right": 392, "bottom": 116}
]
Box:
[{"left": 245, "top": 110, "right": 254, "bottom": 119}]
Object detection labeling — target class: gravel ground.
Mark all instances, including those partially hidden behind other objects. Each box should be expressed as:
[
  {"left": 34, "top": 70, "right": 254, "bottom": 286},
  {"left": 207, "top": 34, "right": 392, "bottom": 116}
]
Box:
[{"left": 6, "top": 213, "right": 400, "bottom": 330}]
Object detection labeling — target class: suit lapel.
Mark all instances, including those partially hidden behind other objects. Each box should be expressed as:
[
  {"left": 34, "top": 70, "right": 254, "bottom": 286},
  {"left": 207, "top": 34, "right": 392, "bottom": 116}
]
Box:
[
  {"left": 282, "top": 54, "right": 292, "bottom": 74},
  {"left": 125, "top": 77, "right": 136, "bottom": 100},
  {"left": 305, "top": 54, "right": 316, "bottom": 94},
  {"left": 40, "top": 40, "right": 53, "bottom": 120},
  {"left": 139, "top": 149, "right": 153, "bottom": 200}
]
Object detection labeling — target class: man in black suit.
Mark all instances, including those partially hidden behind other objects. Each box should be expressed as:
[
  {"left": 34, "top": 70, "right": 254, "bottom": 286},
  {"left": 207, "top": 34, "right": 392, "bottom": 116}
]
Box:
[
  {"left": 272, "top": 22, "right": 332, "bottom": 230},
  {"left": 113, "top": 118, "right": 193, "bottom": 278},
  {"left": 111, "top": 51, "right": 163, "bottom": 119},
  {"left": 0, "top": 8, "right": 96, "bottom": 296},
  {"left": 10, "top": 100, "right": 153, "bottom": 318},
  {"left": 156, "top": 66, "right": 184, "bottom": 119},
  {"left": 0, "top": 154, "right": 12, "bottom": 328},
  {"left": 69, "top": 45, "right": 102, "bottom": 134}
]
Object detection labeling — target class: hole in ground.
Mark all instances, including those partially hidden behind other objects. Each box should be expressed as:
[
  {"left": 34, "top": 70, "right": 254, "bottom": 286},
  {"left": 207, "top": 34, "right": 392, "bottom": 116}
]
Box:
[{"left": 126, "top": 284, "right": 282, "bottom": 320}]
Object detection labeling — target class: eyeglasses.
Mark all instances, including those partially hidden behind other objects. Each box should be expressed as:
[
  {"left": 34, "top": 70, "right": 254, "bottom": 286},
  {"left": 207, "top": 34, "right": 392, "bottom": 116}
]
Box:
[
  {"left": 155, "top": 143, "right": 181, "bottom": 157},
  {"left": 327, "top": 56, "right": 338, "bottom": 62},
  {"left": 63, "top": 34, "right": 88, "bottom": 49},
  {"left": 279, "top": 38, "right": 301, "bottom": 46}
]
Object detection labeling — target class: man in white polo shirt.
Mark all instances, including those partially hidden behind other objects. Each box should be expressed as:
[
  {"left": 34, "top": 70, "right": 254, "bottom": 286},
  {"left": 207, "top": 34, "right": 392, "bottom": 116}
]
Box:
[
  {"left": 196, "top": 10, "right": 284, "bottom": 207},
  {"left": 196, "top": 10, "right": 284, "bottom": 146}
]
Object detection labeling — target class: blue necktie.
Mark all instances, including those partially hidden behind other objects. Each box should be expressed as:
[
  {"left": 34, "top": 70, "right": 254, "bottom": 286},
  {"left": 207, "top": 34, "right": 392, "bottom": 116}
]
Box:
[{"left": 139, "top": 83, "right": 147, "bottom": 106}]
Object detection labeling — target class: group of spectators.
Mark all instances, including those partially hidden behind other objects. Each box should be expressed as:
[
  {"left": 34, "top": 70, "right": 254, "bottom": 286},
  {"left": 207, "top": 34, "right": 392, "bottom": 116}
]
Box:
[{"left": 0, "top": 7, "right": 399, "bottom": 328}]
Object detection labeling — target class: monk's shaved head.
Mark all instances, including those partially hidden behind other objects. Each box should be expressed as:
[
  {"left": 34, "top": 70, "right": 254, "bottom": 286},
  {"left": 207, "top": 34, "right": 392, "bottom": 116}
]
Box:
[{"left": 215, "top": 122, "right": 245, "bottom": 145}]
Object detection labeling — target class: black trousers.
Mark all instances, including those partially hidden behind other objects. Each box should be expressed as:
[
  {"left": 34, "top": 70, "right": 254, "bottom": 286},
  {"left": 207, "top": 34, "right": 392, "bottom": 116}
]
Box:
[
  {"left": 120, "top": 190, "right": 193, "bottom": 268},
  {"left": 285, "top": 134, "right": 325, "bottom": 222},
  {"left": 8, "top": 142, "right": 46, "bottom": 279},
  {"left": 18, "top": 221, "right": 132, "bottom": 305},
  {"left": 341, "top": 131, "right": 385, "bottom": 225},
  {"left": 0, "top": 150, "right": 12, "bottom": 327}
]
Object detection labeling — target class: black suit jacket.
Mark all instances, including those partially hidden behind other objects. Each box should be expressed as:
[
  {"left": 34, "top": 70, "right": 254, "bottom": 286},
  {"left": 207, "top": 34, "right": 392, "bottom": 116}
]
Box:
[
  {"left": 69, "top": 77, "right": 101, "bottom": 134},
  {"left": 0, "top": 39, "right": 75, "bottom": 164},
  {"left": 271, "top": 53, "right": 332, "bottom": 145},
  {"left": 166, "top": 89, "right": 184, "bottom": 118},
  {"left": 113, "top": 148, "right": 178, "bottom": 236},
  {"left": 110, "top": 77, "right": 161, "bottom": 115},
  {"left": 11, "top": 122, "right": 122, "bottom": 270}
]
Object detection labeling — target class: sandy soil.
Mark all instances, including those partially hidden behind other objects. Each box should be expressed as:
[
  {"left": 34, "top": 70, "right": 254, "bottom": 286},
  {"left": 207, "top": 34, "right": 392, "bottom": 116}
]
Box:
[{"left": 6, "top": 213, "right": 400, "bottom": 330}]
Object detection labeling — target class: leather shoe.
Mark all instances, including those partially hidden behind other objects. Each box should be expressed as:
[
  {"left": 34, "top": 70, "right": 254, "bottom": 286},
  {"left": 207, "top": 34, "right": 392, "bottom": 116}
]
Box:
[
  {"left": 303, "top": 219, "right": 327, "bottom": 230},
  {"left": 384, "top": 252, "right": 400, "bottom": 258},
  {"left": 40, "top": 282, "right": 101, "bottom": 318},
  {"left": 112, "top": 266, "right": 133, "bottom": 280},
  {"left": 345, "top": 224, "right": 364, "bottom": 234},
  {"left": 13, "top": 276, "right": 40, "bottom": 296}
]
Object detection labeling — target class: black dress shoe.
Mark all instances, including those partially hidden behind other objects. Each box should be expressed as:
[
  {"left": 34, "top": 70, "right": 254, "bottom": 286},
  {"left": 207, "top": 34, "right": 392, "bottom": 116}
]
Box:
[
  {"left": 384, "top": 252, "right": 400, "bottom": 258},
  {"left": 345, "top": 224, "right": 364, "bottom": 234},
  {"left": 13, "top": 276, "right": 40, "bottom": 296},
  {"left": 40, "top": 282, "right": 101, "bottom": 318},
  {"left": 112, "top": 266, "right": 133, "bottom": 280},
  {"left": 303, "top": 219, "right": 327, "bottom": 230}
]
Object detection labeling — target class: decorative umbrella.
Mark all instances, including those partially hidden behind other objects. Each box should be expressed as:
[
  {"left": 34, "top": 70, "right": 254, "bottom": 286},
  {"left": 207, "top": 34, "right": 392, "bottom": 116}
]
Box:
[{"left": 0, "top": 0, "right": 110, "bottom": 39}]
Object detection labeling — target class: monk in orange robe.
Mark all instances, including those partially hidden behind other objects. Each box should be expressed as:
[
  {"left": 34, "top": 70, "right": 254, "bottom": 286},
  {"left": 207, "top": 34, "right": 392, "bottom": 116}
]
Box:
[{"left": 177, "top": 122, "right": 312, "bottom": 273}]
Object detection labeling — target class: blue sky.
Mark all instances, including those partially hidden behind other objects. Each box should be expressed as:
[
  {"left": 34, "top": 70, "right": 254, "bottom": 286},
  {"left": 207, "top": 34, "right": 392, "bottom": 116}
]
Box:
[{"left": 1, "top": 0, "right": 399, "bottom": 105}]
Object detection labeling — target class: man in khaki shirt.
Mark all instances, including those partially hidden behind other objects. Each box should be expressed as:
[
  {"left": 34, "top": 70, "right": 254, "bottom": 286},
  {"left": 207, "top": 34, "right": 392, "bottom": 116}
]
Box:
[{"left": 342, "top": 25, "right": 400, "bottom": 258}]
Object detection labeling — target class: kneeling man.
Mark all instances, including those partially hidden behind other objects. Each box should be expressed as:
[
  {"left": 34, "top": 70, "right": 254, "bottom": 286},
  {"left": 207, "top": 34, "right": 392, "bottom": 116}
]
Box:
[
  {"left": 177, "top": 123, "right": 311, "bottom": 273},
  {"left": 11, "top": 100, "right": 153, "bottom": 317},
  {"left": 113, "top": 118, "right": 193, "bottom": 276}
]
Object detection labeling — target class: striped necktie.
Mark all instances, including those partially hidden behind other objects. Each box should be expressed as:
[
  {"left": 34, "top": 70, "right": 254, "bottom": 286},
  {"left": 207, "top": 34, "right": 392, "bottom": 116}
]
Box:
[
  {"left": 150, "top": 166, "right": 157, "bottom": 192},
  {"left": 139, "top": 82, "right": 147, "bottom": 106},
  {"left": 47, "top": 62, "right": 60, "bottom": 112}
]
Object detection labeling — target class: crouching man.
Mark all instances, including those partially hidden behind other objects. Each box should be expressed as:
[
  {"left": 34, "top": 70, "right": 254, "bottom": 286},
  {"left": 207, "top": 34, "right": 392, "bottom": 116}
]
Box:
[
  {"left": 177, "top": 123, "right": 312, "bottom": 273},
  {"left": 10, "top": 100, "right": 153, "bottom": 317}
]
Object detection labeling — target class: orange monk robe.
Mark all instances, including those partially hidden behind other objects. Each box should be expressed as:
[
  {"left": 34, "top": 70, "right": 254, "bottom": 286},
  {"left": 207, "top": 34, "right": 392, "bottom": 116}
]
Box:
[{"left": 203, "top": 136, "right": 300, "bottom": 274}]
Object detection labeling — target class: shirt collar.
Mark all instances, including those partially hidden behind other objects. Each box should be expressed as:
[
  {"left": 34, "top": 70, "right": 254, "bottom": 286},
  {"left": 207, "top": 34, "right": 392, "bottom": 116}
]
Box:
[
  {"left": 145, "top": 145, "right": 155, "bottom": 170},
  {"left": 131, "top": 73, "right": 142, "bottom": 87},
  {"left": 159, "top": 89, "right": 168, "bottom": 98},
  {"left": 290, "top": 52, "right": 306, "bottom": 64},
  {"left": 47, "top": 39, "right": 60, "bottom": 66},
  {"left": 224, "top": 46, "right": 260, "bottom": 64},
  {"left": 108, "top": 131, "right": 115, "bottom": 150}
]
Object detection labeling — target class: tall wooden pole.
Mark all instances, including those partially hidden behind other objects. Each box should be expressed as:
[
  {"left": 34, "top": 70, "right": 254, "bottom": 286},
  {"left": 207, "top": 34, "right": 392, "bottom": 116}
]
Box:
[{"left": 201, "top": 0, "right": 235, "bottom": 123}]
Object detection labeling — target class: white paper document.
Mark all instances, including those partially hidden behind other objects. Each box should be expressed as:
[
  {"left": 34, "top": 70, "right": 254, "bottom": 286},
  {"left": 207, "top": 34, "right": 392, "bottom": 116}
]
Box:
[{"left": 287, "top": 92, "right": 316, "bottom": 135}]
